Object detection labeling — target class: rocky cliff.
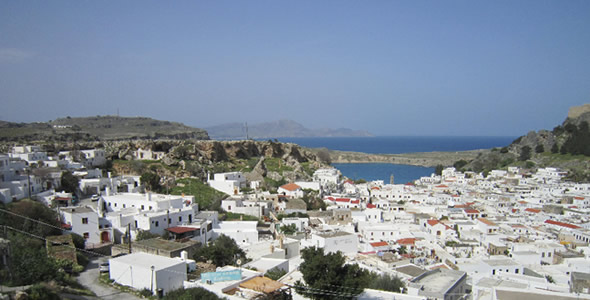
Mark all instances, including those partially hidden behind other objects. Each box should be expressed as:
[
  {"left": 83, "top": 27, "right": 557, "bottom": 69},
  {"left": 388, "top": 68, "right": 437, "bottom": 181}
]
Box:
[
  {"left": 462, "top": 103, "right": 590, "bottom": 181},
  {"left": 33, "top": 139, "right": 327, "bottom": 183}
]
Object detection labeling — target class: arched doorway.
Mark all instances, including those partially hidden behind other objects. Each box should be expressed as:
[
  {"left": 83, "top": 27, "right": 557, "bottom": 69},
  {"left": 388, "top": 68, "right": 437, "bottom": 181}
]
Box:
[{"left": 101, "top": 231, "right": 110, "bottom": 243}]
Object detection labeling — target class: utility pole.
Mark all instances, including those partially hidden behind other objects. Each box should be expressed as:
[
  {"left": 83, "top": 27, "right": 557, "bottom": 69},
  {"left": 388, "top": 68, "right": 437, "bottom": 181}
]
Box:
[{"left": 127, "top": 223, "right": 132, "bottom": 254}]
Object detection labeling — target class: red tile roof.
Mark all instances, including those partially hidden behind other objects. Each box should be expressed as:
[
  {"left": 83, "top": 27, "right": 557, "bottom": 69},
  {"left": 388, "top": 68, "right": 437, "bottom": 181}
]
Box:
[
  {"left": 351, "top": 199, "right": 360, "bottom": 204},
  {"left": 525, "top": 208, "right": 541, "bottom": 214},
  {"left": 574, "top": 197, "right": 585, "bottom": 200},
  {"left": 61, "top": 223, "right": 72, "bottom": 230},
  {"left": 279, "top": 183, "right": 301, "bottom": 191},
  {"left": 397, "top": 238, "right": 417, "bottom": 245},
  {"left": 478, "top": 218, "right": 497, "bottom": 226},
  {"left": 435, "top": 185, "right": 448, "bottom": 188},
  {"left": 335, "top": 198, "right": 350, "bottom": 203},
  {"left": 464, "top": 209, "right": 480, "bottom": 214},
  {"left": 371, "top": 187, "right": 380, "bottom": 190},
  {"left": 544, "top": 219, "right": 580, "bottom": 229},
  {"left": 427, "top": 220, "right": 440, "bottom": 226},
  {"left": 370, "top": 241, "right": 389, "bottom": 247},
  {"left": 166, "top": 227, "right": 199, "bottom": 234},
  {"left": 367, "top": 203, "right": 377, "bottom": 209}
]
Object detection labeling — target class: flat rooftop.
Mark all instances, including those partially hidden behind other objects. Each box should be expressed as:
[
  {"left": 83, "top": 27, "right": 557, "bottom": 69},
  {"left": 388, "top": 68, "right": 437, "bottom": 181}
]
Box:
[
  {"left": 483, "top": 259, "right": 519, "bottom": 267},
  {"left": 317, "top": 231, "right": 354, "bottom": 238},
  {"left": 411, "top": 269, "right": 465, "bottom": 295},
  {"left": 109, "top": 252, "right": 184, "bottom": 270},
  {"left": 135, "top": 238, "right": 193, "bottom": 252},
  {"left": 61, "top": 206, "right": 95, "bottom": 214}
]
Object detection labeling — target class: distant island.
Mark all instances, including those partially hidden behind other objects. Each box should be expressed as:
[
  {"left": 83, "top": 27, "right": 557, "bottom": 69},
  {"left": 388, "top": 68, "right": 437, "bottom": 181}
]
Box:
[{"left": 205, "top": 119, "right": 373, "bottom": 139}]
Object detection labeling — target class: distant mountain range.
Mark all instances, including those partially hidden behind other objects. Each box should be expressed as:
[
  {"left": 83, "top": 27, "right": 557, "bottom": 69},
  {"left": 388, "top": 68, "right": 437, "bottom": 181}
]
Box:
[{"left": 205, "top": 119, "right": 373, "bottom": 139}]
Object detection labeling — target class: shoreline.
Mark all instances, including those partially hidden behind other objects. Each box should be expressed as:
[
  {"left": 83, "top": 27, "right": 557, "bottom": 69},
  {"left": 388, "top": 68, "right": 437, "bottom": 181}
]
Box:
[{"left": 327, "top": 149, "right": 486, "bottom": 167}]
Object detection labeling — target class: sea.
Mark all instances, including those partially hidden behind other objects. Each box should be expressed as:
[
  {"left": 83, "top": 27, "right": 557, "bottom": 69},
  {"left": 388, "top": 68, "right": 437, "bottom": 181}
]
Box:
[{"left": 275, "top": 136, "right": 517, "bottom": 184}]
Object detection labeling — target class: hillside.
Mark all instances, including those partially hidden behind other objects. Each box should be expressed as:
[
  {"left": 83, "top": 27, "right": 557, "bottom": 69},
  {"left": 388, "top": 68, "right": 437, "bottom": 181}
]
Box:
[
  {"left": 0, "top": 116, "right": 209, "bottom": 142},
  {"left": 206, "top": 119, "right": 373, "bottom": 139},
  {"left": 461, "top": 103, "right": 590, "bottom": 181}
]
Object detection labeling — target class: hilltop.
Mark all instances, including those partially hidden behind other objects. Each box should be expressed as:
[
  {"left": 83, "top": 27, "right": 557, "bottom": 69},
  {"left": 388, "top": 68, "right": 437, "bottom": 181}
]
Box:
[
  {"left": 459, "top": 104, "right": 590, "bottom": 181},
  {"left": 206, "top": 119, "right": 373, "bottom": 139},
  {"left": 0, "top": 116, "right": 209, "bottom": 142}
]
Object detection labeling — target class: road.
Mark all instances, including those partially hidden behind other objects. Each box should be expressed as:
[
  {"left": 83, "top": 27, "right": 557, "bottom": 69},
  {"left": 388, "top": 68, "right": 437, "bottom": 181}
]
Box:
[{"left": 77, "top": 257, "right": 142, "bottom": 300}]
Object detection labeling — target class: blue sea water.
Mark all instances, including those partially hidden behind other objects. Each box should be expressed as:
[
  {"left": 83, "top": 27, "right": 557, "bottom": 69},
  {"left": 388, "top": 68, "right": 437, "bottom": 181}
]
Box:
[
  {"left": 275, "top": 136, "right": 516, "bottom": 184},
  {"left": 276, "top": 136, "right": 517, "bottom": 154}
]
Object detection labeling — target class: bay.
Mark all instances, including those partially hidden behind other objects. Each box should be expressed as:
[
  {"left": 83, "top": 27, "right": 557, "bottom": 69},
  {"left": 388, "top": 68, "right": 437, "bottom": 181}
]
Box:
[
  {"left": 332, "top": 163, "right": 434, "bottom": 184},
  {"left": 275, "top": 136, "right": 516, "bottom": 184},
  {"left": 276, "top": 136, "right": 516, "bottom": 154}
]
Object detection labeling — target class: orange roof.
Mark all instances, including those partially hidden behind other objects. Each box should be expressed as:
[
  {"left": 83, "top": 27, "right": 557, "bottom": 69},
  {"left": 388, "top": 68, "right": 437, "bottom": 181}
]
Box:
[
  {"left": 371, "top": 186, "right": 380, "bottom": 190},
  {"left": 166, "top": 227, "right": 198, "bottom": 234},
  {"left": 240, "top": 276, "right": 284, "bottom": 294},
  {"left": 525, "top": 208, "right": 541, "bottom": 214},
  {"left": 435, "top": 185, "right": 448, "bottom": 188},
  {"left": 351, "top": 199, "right": 360, "bottom": 204},
  {"left": 427, "top": 220, "right": 440, "bottom": 226},
  {"left": 370, "top": 241, "right": 389, "bottom": 247},
  {"left": 478, "top": 218, "right": 497, "bottom": 226},
  {"left": 574, "top": 197, "right": 585, "bottom": 200},
  {"left": 545, "top": 219, "right": 580, "bottom": 229},
  {"left": 367, "top": 203, "right": 377, "bottom": 208},
  {"left": 397, "top": 238, "right": 417, "bottom": 245},
  {"left": 279, "top": 183, "right": 301, "bottom": 191},
  {"left": 464, "top": 209, "right": 480, "bottom": 214}
]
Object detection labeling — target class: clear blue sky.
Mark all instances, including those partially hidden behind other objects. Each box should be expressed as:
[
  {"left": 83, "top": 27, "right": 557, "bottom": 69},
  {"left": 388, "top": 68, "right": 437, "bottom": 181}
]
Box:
[{"left": 1, "top": 1, "right": 589, "bottom": 136}]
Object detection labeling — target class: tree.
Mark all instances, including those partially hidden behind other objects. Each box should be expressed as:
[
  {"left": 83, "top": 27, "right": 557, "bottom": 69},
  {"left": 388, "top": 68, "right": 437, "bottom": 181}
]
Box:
[
  {"left": 60, "top": 171, "right": 79, "bottom": 194},
  {"left": 434, "top": 165, "right": 444, "bottom": 176},
  {"left": 265, "top": 267, "right": 287, "bottom": 281},
  {"left": 297, "top": 247, "right": 371, "bottom": 300},
  {"left": 551, "top": 143, "right": 559, "bottom": 154},
  {"left": 519, "top": 146, "right": 531, "bottom": 161},
  {"left": 316, "top": 148, "right": 331, "bottom": 164},
  {"left": 535, "top": 144, "right": 545, "bottom": 153},
  {"left": 280, "top": 224, "right": 297, "bottom": 235},
  {"left": 163, "top": 287, "right": 224, "bottom": 300},
  {"left": 453, "top": 160, "right": 468, "bottom": 170},
  {"left": 140, "top": 172, "right": 161, "bottom": 192},
  {"left": 0, "top": 199, "right": 62, "bottom": 237},
  {"left": 367, "top": 273, "right": 405, "bottom": 293},
  {"left": 193, "top": 234, "right": 247, "bottom": 267},
  {"left": 136, "top": 230, "right": 160, "bottom": 241}
]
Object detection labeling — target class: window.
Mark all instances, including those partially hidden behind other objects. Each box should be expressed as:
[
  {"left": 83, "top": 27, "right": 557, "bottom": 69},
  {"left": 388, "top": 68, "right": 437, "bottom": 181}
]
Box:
[
  {"left": 123, "top": 204, "right": 126, "bottom": 208},
  {"left": 82, "top": 218, "right": 88, "bottom": 224},
  {"left": 155, "top": 221, "right": 159, "bottom": 227},
  {"left": 83, "top": 232, "right": 89, "bottom": 239},
  {"left": 168, "top": 218, "right": 171, "bottom": 224},
  {"left": 149, "top": 206, "right": 152, "bottom": 210},
  {"left": 141, "top": 205, "right": 144, "bottom": 210},
  {"left": 114, "top": 203, "right": 117, "bottom": 207},
  {"left": 542, "top": 253, "right": 545, "bottom": 258},
  {"left": 515, "top": 269, "right": 519, "bottom": 274},
  {"left": 179, "top": 216, "right": 182, "bottom": 222}
]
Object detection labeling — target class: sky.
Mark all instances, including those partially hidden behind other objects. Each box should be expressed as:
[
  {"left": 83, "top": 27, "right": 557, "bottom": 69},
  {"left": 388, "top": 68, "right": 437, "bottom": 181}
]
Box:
[{"left": 1, "top": 1, "right": 589, "bottom": 136}]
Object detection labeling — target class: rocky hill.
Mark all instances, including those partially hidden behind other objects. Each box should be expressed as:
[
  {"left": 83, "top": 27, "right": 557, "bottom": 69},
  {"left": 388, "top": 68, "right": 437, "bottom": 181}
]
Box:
[
  {"left": 27, "top": 139, "right": 327, "bottom": 184},
  {"left": 462, "top": 103, "right": 590, "bottom": 181},
  {"left": 0, "top": 116, "right": 209, "bottom": 142},
  {"left": 206, "top": 119, "right": 373, "bottom": 139}
]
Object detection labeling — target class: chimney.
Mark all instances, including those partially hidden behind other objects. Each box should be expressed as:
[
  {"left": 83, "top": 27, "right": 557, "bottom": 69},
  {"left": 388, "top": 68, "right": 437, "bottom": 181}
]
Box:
[
  {"left": 270, "top": 244, "right": 275, "bottom": 253},
  {"left": 181, "top": 250, "right": 188, "bottom": 260},
  {"left": 146, "top": 192, "right": 151, "bottom": 201},
  {"left": 106, "top": 187, "right": 111, "bottom": 196}
]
